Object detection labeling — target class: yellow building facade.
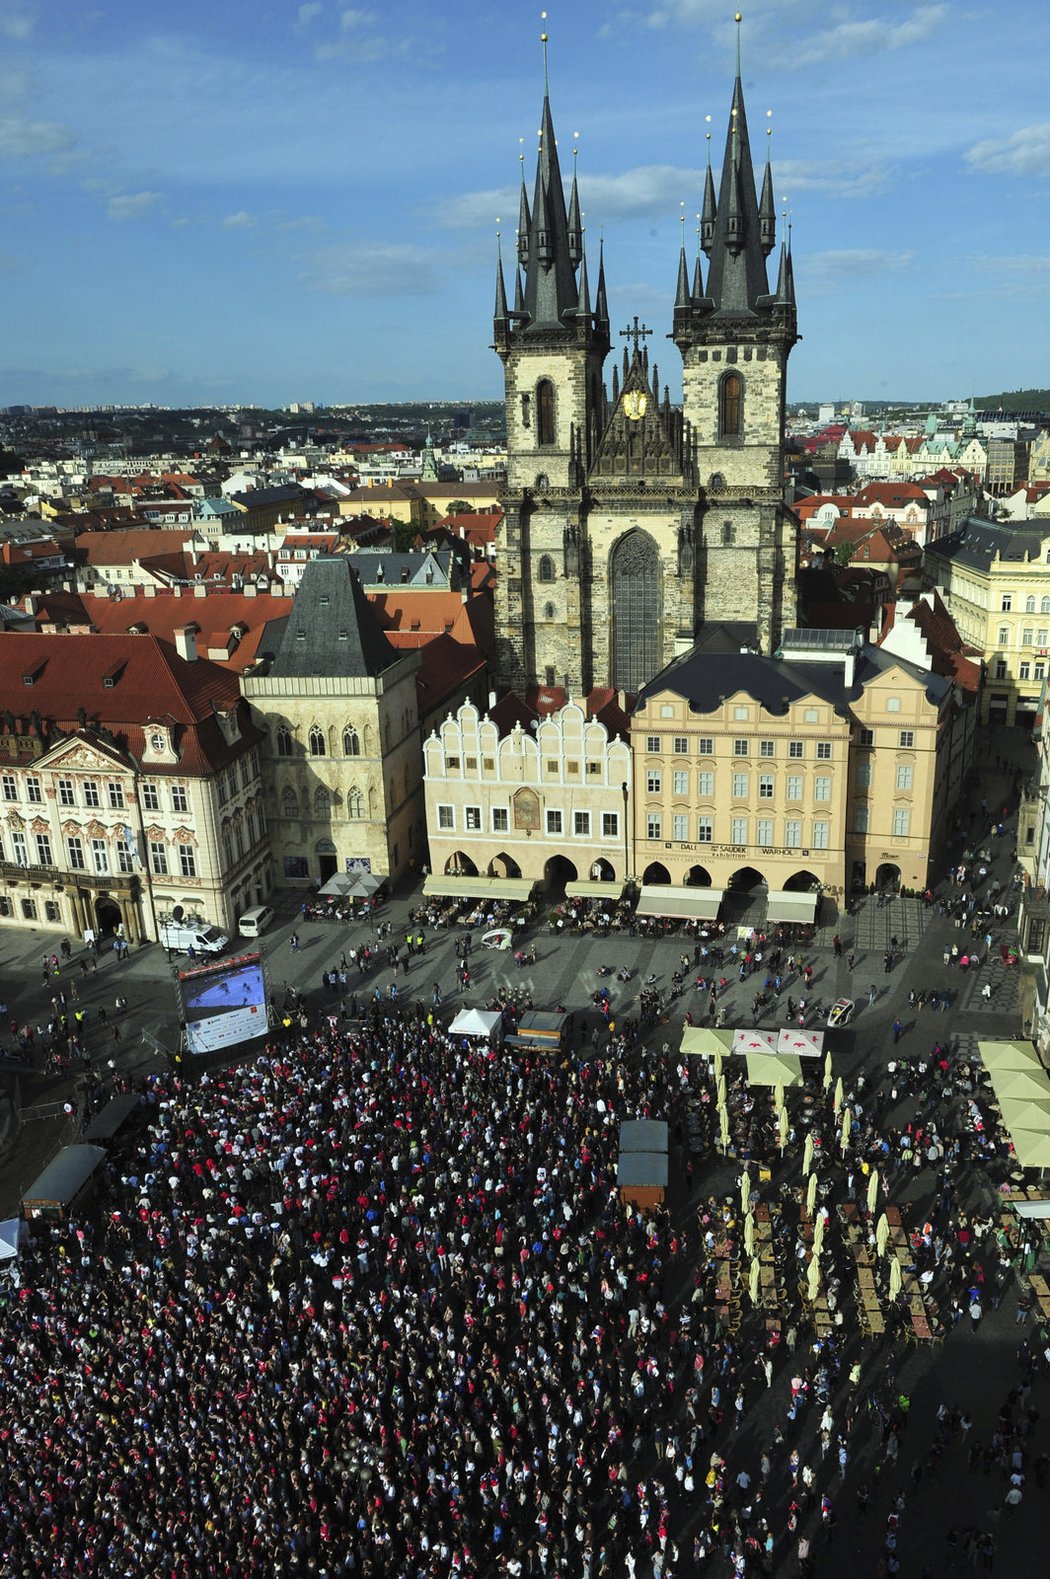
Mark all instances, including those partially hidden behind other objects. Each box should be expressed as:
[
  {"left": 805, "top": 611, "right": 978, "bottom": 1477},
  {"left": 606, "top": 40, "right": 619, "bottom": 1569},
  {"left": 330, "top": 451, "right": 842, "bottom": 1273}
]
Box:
[{"left": 926, "top": 516, "right": 1050, "bottom": 727}]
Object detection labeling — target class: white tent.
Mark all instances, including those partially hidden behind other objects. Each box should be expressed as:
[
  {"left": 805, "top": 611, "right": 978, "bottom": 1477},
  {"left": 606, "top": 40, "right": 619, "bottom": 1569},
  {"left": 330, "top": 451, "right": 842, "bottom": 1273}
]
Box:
[
  {"left": 777, "top": 1029, "right": 824, "bottom": 1058},
  {"left": 318, "top": 873, "right": 354, "bottom": 897},
  {"left": 0, "top": 1216, "right": 24, "bottom": 1263},
  {"left": 448, "top": 1008, "right": 503, "bottom": 1043},
  {"left": 732, "top": 1029, "right": 778, "bottom": 1055}
]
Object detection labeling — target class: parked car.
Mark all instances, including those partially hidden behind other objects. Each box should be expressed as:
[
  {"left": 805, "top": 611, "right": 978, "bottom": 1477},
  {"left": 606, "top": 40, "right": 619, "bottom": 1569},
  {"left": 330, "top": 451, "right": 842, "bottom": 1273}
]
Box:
[{"left": 827, "top": 997, "right": 856, "bottom": 1029}]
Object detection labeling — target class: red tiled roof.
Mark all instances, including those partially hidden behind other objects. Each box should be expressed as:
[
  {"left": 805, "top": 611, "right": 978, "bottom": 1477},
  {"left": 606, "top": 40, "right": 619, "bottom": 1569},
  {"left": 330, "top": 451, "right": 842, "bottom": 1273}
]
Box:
[
  {"left": 0, "top": 632, "right": 260, "bottom": 773},
  {"left": 414, "top": 634, "right": 487, "bottom": 722},
  {"left": 75, "top": 528, "right": 197, "bottom": 566}
]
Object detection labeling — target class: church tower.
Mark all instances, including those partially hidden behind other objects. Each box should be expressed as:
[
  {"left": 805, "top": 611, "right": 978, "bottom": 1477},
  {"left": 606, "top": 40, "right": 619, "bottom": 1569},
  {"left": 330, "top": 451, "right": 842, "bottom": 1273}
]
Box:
[
  {"left": 494, "top": 23, "right": 799, "bottom": 694},
  {"left": 492, "top": 53, "right": 611, "bottom": 693},
  {"left": 671, "top": 34, "right": 799, "bottom": 653}
]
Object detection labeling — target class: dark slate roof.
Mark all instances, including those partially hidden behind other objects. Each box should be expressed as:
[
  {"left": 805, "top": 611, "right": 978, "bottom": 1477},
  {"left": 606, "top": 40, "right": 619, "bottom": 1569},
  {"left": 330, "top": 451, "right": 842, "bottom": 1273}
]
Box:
[
  {"left": 269, "top": 557, "right": 398, "bottom": 679},
  {"left": 635, "top": 638, "right": 951, "bottom": 716},
  {"left": 229, "top": 484, "right": 308, "bottom": 510},
  {"left": 23, "top": 1144, "right": 106, "bottom": 1206},
  {"left": 927, "top": 515, "right": 1050, "bottom": 571}
]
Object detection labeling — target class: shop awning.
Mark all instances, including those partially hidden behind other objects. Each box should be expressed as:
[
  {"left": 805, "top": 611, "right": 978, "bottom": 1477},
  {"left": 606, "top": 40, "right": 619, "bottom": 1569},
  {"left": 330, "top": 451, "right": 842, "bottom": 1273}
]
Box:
[
  {"left": 732, "top": 1029, "right": 779, "bottom": 1055},
  {"left": 744, "top": 1052, "right": 805, "bottom": 1088},
  {"left": 564, "top": 881, "right": 624, "bottom": 901},
  {"left": 979, "top": 1039, "right": 1046, "bottom": 1072},
  {"left": 681, "top": 1026, "right": 735, "bottom": 1057},
  {"left": 777, "top": 1029, "right": 825, "bottom": 1058},
  {"left": 423, "top": 875, "right": 538, "bottom": 901},
  {"left": 636, "top": 885, "right": 724, "bottom": 921},
  {"left": 1007, "top": 1128, "right": 1050, "bottom": 1169},
  {"left": 766, "top": 890, "right": 819, "bottom": 923}
]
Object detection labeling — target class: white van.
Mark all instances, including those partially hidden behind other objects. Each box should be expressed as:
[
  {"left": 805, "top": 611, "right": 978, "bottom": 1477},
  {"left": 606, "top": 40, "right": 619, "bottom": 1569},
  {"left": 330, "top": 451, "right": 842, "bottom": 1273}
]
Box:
[
  {"left": 160, "top": 921, "right": 229, "bottom": 955},
  {"left": 238, "top": 905, "right": 275, "bottom": 938}
]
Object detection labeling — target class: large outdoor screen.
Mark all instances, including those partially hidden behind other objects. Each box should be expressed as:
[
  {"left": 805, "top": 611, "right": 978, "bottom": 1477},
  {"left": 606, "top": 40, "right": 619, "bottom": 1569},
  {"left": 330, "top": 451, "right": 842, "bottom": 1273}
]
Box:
[{"left": 178, "top": 951, "right": 269, "bottom": 1056}]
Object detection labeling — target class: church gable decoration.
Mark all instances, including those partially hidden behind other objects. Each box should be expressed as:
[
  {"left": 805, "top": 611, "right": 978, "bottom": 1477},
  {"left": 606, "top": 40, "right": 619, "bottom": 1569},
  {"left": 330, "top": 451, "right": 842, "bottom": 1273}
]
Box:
[{"left": 590, "top": 335, "right": 691, "bottom": 485}]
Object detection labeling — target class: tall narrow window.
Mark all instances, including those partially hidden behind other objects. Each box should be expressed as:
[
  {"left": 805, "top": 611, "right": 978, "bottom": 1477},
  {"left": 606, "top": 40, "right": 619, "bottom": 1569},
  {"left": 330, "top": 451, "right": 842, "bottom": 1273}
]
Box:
[
  {"left": 308, "top": 725, "right": 326, "bottom": 757},
  {"left": 538, "top": 554, "right": 555, "bottom": 582},
  {"left": 537, "top": 379, "right": 555, "bottom": 447},
  {"left": 719, "top": 371, "right": 743, "bottom": 437}
]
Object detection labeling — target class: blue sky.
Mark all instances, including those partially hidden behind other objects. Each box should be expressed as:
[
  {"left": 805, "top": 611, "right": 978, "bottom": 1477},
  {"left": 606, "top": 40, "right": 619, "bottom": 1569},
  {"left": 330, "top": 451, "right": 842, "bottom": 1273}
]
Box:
[{"left": 0, "top": 0, "right": 1046, "bottom": 408}]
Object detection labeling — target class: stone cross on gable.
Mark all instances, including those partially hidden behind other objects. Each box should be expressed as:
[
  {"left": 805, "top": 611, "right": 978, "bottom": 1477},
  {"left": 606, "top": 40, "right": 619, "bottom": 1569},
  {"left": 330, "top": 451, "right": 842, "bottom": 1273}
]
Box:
[{"left": 618, "top": 316, "right": 652, "bottom": 355}]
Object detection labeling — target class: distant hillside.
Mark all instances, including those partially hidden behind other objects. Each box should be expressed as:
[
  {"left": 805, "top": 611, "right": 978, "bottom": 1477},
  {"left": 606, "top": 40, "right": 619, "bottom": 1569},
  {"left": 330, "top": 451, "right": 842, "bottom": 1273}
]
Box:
[{"left": 975, "top": 389, "right": 1050, "bottom": 413}]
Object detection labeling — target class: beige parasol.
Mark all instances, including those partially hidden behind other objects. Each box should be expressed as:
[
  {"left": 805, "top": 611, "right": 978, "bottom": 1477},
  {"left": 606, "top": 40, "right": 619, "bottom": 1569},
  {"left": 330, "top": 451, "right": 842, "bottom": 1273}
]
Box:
[
  {"left": 744, "top": 1212, "right": 755, "bottom": 1259},
  {"left": 833, "top": 1077, "right": 844, "bottom": 1117},
  {"left": 774, "top": 1080, "right": 786, "bottom": 1117},
  {"left": 888, "top": 1254, "right": 903, "bottom": 1299},
  {"left": 717, "top": 1073, "right": 727, "bottom": 1109},
  {"left": 778, "top": 1105, "right": 790, "bottom": 1152},
  {"left": 839, "top": 1105, "right": 852, "bottom": 1152},
  {"left": 749, "top": 1256, "right": 761, "bottom": 1305},
  {"left": 740, "top": 1168, "right": 752, "bottom": 1218},
  {"left": 866, "top": 1168, "right": 880, "bottom": 1215},
  {"left": 806, "top": 1254, "right": 821, "bottom": 1303},
  {"left": 719, "top": 1105, "right": 730, "bottom": 1152},
  {"left": 806, "top": 1171, "right": 818, "bottom": 1216},
  {"left": 823, "top": 1048, "right": 833, "bottom": 1092},
  {"left": 875, "top": 1212, "right": 890, "bottom": 1259},
  {"left": 812, "top": 1210, "right": 825, "bottom": 1258},
  {"left": 802, "top": 1134, "right": 814, "bottom": 1177},
  {"left": 713, "top": 1048, "right": 723, "bottom": 1080}
]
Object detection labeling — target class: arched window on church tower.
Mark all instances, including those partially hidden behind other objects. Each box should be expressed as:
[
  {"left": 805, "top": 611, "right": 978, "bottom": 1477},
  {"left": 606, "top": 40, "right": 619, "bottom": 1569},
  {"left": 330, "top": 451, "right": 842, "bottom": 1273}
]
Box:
[
  {"left": 537, "top": 380, "right": 556, "bottom": 447},
  {"left": 719, "top": 371, "right": 743, "bottom": 439},
  {"left": 538, "top": 554, "right": 555, "bottom": 582}
]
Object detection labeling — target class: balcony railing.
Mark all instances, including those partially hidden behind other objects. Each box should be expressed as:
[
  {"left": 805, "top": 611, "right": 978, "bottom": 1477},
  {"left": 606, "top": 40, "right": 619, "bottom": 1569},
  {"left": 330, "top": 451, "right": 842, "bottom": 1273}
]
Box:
[{"left": 0, "top": 859, "right": 137, "bottom": 890}]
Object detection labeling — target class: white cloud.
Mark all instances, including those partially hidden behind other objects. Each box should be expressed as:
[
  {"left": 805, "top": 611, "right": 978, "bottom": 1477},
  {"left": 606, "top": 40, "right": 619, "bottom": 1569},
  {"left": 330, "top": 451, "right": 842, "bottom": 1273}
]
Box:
[
  {"left": 339, "top": 7, "right": 376, "bottom": 28},
  {"left": 797, "top": 4, "right": 948, "bottom": 65},
  {"left": 296, "top": 2, "right": 322, "bottom": 25},
  {"left": 971, "top": 254, "right": 1050, "bottom": 276},
  {"left": 303, "top": 241, "right": 438, "bottom": 296},
  {"left": 0, "top": 2, "right": 34, "bottom": 40},
  {"left": 106, "top": 190, "right": 161, "bottom": 221},
  {"left": 0, "top": 112, "right": 74, "bottom": 159},
  {"left": 965, "top": 123, "right": 1050, "bottom": 177},
  {"left": 437, "top": 155, "right": 887, "bottom": 235},
  {"left": 616, "top": 2, "right": 949, "bottom": 68},
  {"left": 222, "top": 210, "right": 256, "bottom": 228},
  {"left": 804, "top": 248, "right": 913, "bottom": 280}
]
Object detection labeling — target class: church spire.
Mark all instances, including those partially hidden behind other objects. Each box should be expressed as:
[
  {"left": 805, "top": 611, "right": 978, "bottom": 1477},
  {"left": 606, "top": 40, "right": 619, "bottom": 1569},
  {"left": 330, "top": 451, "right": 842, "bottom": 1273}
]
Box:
[
  {"left": 576, "top": 244, "right": 592, "bottom": 319},
  {"left": 596, "top": 237, "right": 610, "bottom": 335},
  {"left": 567, "top": 158, "right": 582, "bottom": 267},
  {"left": 703, "top": 30, "right": 772, "bottom": 316},
  {"left": 759, "top": 150, "right": 776, "bottom": 256},
  {"left": 493, "top": 237, "right": 509, "bottom": 332},
  {"left": 518, "top": 33, "right": 579, "bottom": 330}
]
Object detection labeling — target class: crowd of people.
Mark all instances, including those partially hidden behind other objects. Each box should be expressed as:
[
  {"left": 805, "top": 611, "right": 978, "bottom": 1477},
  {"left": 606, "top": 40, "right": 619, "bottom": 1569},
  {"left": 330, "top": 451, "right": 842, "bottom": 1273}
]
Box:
[
  {"left": 0, "top": 960, "right": 1045, "bottom": 1578},
  {"left": 0, "top": 747, "right": 1046, "bottom": 1575}
]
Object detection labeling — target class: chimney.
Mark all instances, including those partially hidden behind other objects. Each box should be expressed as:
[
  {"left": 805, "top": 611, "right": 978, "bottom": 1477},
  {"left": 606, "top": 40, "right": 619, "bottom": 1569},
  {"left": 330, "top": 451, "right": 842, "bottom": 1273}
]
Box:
[
  {"left": 174, "top": 625, "right": 197, "bottom": 662},
  {"left": 843, "top": 652, "right": 856, "bottom": 687}
]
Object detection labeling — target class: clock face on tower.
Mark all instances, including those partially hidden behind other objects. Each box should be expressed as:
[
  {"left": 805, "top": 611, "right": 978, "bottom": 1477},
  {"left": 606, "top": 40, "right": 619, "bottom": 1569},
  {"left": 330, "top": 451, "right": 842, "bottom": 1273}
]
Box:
[{"left": 623, "top": 390, "right": 648, "bottom": 421}]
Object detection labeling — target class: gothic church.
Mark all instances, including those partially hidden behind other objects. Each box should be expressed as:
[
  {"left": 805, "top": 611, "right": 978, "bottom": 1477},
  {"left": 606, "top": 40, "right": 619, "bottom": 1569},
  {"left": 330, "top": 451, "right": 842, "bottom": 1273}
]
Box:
[{"left": 492, "top": 52, "right": 798, "bottom": 695}]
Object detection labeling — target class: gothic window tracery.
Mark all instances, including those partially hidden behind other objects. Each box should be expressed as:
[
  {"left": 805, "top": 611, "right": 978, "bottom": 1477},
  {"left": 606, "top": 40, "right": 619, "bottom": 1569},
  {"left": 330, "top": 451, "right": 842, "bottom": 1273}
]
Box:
[
  {"left": 611, "top": 532, "right": 660, "bottom": 693},
  {"left": 537, "top": 380, "right": 556, "bottom": 447}
]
